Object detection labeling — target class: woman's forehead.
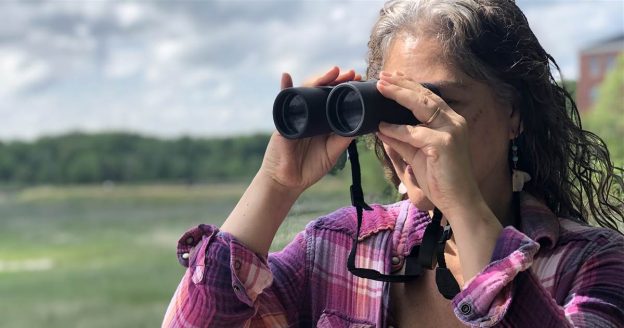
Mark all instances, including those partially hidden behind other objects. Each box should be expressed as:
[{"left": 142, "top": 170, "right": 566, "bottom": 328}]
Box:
[{"left": 383, "top": 42, "right": 471, "bottom": 92}]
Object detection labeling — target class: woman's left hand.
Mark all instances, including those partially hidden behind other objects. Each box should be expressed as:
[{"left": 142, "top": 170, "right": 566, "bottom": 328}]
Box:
[
  {"left": 376, "top": 70, "right": 482, "bottom": 220},
  {"left": 376, "top": 71, "right": 505, "bottom": 282}
]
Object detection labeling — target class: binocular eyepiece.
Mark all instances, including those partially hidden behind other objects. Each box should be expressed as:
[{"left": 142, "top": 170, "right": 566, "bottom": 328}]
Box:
[{"left": 273, "top": 80, "right": 440, "bottom": 139}]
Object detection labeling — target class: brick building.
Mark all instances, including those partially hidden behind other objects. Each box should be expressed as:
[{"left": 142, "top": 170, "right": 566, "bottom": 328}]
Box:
[{"left": 577, "top": 35, "right": 623, "bottom": 112}]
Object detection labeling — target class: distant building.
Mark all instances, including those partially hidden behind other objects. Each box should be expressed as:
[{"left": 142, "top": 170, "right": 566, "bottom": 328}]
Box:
[{"left": 577, "top": 35, "right": 623, "bottom": 112}]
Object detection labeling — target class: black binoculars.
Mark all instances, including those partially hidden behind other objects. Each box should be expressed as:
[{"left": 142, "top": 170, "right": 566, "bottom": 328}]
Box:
[{"left": 273, "top": 80, "right": 440, "bottom": 139}]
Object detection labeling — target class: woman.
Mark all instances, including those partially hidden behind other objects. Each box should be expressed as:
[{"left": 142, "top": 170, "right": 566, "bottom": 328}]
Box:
[{"left": 162, "top": 0, "right": 624, "bottom": 327}]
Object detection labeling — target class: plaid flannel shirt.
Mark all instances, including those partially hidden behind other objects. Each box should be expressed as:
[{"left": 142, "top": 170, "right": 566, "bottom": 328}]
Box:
[{"left": 162, "top": 193, "right": 624, "bottom": 327}]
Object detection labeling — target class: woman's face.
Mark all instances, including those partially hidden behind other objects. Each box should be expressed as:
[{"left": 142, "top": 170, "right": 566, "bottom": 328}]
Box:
[{"left": 381, "top": 33, "right": 519, "bottom": 210}]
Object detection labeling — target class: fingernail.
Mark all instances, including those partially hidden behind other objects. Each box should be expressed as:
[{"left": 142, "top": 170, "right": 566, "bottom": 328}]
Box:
[
  {"left": 380, "top": 71, "right": 392, "bottom": 77},
  {"left": 378, "top": 79, "right": 390, "bottom": 86}
]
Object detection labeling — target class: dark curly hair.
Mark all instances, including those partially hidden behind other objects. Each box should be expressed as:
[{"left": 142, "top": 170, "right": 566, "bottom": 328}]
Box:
[{"left": 366, "top": 0, "right": 624, "bottom": 232}]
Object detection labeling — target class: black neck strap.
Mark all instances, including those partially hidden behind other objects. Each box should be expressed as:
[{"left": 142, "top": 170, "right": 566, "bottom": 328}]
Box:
[
  {"left": 346, "top": 140, "right": 421, "bottom": 282},
  {"left": 435, "top": 225, "right": 460, "bottom": 299},
  {"left": 345, "top": 140, "right": 459, "bottom": 297}
]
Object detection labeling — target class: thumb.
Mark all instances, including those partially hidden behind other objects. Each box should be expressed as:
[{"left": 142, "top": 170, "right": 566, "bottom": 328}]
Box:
[
  {"left": 326, "top": 134, "right": 354, "bottom": 163},
  {"left": 281, "top": 73, "right": 293, "bottom": 90}
]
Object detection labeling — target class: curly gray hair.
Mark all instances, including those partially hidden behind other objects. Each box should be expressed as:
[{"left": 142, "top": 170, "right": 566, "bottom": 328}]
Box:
[{"left": 366, "top": 0, "right": 624, "bottom": 231}]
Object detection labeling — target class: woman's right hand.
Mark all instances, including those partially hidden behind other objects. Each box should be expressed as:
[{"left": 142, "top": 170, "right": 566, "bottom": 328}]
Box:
[{"left": 259, "top": 66, "right": 361, "bottom": 194}]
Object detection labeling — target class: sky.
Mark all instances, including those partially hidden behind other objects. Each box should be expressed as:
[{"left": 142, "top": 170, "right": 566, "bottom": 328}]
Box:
[{"left": 0, "top": 0, "right": 622, "bottom": 141}]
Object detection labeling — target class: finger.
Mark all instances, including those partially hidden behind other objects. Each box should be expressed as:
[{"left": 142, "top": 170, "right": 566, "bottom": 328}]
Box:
[
  {"left": 354, "top": 73, "right": 362, "bottom": 81},
  {"left": 379, "top": 71, "right": 424, "bottom": 95},
  {"left": 378, "top": 71, "right": 448, "bottom": 125},
  {"left": 377, "top": 78, "right": 448, "bottom": 127},
  {"left": 327, "top": 69, "right": 356, "bottom": 86},
  {"left": 376, "top": 132, "right": 418, "bottom": 164},
  {"left": 326, "top": 133, "right": 354, "bottom": 162},
  {"left": 280, "top": 72, "right": 293, "bottom": 90},
  {"left": 378, "top": 122, "right": 439, "bottom": 149},
  {"left": 304, "top": 66, "right": 340, "bottom": 87},
  {"left": 379, "top": 70, "right": 416, "bottom": 85}
]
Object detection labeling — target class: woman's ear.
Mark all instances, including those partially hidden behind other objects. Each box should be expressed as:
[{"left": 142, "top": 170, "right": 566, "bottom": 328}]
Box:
[{"left": 509, "top": 106, "right": 523, "bottom": 139}]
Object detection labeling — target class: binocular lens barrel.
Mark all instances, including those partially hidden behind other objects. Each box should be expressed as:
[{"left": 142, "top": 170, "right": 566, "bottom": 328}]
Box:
[
  {"left": 273, "top": 87, "right": 333, "bottom": 139},
  {"left": 330, "top": 88, "right": 364, "bottom": 134},
  {"left": 326, "top": 81, "right": 390, "bottom": 137},
  {"left": 280, "top": 94, "right": 307, "bottom": 136},
  {"left": 273, "top": 80, "right": 439, "bottom": 139}
]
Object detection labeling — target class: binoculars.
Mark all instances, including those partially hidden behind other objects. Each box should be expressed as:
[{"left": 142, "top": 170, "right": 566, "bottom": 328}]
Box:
[{"left": 273, "top": 80, "right": 440, "bottom": 139}]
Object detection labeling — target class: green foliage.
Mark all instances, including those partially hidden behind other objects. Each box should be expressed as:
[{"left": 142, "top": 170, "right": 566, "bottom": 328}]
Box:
[
  {"left": 583, "top": 54, "right": 624, "bottom": 166},
  {"left": 358, "top": 138, "right": 397, "bottom": 201},
  {"left": 327, "top": 137, "right": 397, "bottom": 203},
  {"left": 562, "top": 79, "right": 577, "bottom": 101},
  {"left": 0, "top": 133, "right": 271, "bottom": 185}
]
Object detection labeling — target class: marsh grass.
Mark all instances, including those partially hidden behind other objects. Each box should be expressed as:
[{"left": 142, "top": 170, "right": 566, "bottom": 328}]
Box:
[{"left": 0, "top": 175, "right": 396, "bottom": 327}]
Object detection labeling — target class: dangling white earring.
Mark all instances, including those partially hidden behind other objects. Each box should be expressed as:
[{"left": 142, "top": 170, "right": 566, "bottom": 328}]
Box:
[
  {"left": 511, "top": 139, "right": 531, "bottom": 192},
  {"left": 398, "top": 182, "right": 408, "bottom": 195}
]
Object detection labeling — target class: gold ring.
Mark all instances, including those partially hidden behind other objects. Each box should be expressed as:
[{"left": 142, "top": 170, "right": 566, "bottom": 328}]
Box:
[{"left": 424, "top": 107, "right": 442, "bottom": 125}]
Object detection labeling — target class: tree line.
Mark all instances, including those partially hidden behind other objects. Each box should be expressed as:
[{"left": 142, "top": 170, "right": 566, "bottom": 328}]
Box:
[
  {"left": 0, "top": 133, "right": 271, "bottom": 185},
  {"left": 0, "top": 66, "right": 619, "bottom": 187}
]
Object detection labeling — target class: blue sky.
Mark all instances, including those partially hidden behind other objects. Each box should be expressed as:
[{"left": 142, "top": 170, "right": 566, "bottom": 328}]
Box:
[{"left": 0, "top": 0, "right": 622, "bottom": 140}]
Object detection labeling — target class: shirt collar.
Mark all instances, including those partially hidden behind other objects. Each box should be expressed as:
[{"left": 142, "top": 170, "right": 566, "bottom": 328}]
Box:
[
  {"left": 518, "top": 192, "right": 560, "bottom": 250},
  {"left": 357, "top": 192, "right": 560, "bottom": 250},
  {"left": 357, "top": 201, "right": 404, "bottom": 240},
  {"left": 358, "top": 200, "right": 430, "bottom": 242}
]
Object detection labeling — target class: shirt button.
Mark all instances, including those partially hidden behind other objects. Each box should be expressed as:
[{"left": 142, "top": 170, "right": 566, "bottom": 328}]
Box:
[
  {"left": 460, "top": 302, "right": 472, "bottom": 315},
  {"left": 391, "top": 256, "right": 401, "bottom": 265},
  {"left": 181, "top": 252, "right": 190, "bottom": 260},
  {"left": 233, "top": 260, "right": 242, "bottom": 270},
  {"left": 233, "top": 284, "right": 241, "bottom": 293},
  {"left": 186, "top": 237, "right": 194, "bottom": 245}
]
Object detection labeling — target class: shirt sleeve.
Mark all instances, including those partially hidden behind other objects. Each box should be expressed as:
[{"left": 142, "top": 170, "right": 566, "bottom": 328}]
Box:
[
  {"left": 451, "top": 226, "right": 624, "bottom": 327},
  {"left": 161, "top": 224, "right": 309, "bottom": 328}
]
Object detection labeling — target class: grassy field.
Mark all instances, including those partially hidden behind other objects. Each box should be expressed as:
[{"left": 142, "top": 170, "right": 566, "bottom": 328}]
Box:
[{"left": 0, "top": 177, "right": 393, "bottom": 328}]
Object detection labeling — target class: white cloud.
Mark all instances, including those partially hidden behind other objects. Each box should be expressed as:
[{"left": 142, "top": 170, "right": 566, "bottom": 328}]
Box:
[
  {"left": 103, "top": 48, "right": 143, "bottom": 79},
  {"left": 116, "top": 3, "right": 143, "bottom": 28},
  {"left": 521, "top": 1, "right": 624, "bottom": 79},
  {"left": 0, "top": 48, "right": 50, "bottom": 97},
  {"left": 211, "top": 83, "right": 233, "bottom": 99},
  {"left": 0, "top": 0, "right": 621, "bottom": 140},
  {"left": 154, "top": 39, "right": 186, "bottom": 63}
]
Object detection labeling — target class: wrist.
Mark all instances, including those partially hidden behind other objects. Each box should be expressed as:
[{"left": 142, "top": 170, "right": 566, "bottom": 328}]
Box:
[
  {"left": 446, "top": 199, "right": 503, "bottom": 281},
  {"left": 441, "top": 185, "right": 486, "bottom": 221},
  {"left": 254, "top": 170, "right": 303, "bottom": 204},
  {"left": 448, "top": 199, "right": 503, "bottom": 235},
  {"left": 220, "top": 171, "right": 302, "bottom": 255}
]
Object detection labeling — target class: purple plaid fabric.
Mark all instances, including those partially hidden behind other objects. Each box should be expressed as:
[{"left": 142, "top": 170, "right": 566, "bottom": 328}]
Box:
[{"left": 162, "top": 193, "right": 624, "bottom": 327}]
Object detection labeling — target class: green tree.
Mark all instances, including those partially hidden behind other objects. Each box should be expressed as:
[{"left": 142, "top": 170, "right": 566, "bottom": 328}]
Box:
[
  {"left": 562, "top": 80, "right": 576, "bottom": 101},
  {"left": 64, "top": 152, "right": 102, "bottom": 183},
  {"left": 584, "top": 54, "right": 624, "bottom": 166},
  {"left": 0, "top": 132, "right": 272, "bottom": 185}
]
